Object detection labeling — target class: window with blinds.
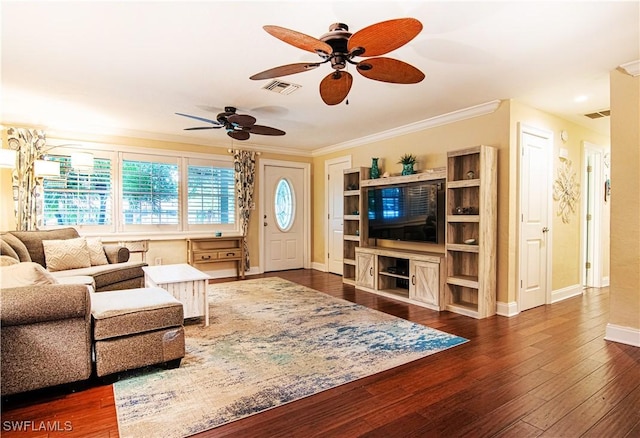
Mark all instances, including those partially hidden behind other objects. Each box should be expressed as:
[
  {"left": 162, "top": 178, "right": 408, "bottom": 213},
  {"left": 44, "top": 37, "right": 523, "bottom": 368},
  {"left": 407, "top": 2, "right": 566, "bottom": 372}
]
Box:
[
  {"left": 187, "top": 164, "right": 235, "bottom": 225},
  {"left": 38, "top": 144, "right": 238, "bottom": 234},
  {"left": 122, "top": 158, "right": 179, "bottom": 225},
  {"left": 42, "top": 155, "right": 112, "bottom": 226}
]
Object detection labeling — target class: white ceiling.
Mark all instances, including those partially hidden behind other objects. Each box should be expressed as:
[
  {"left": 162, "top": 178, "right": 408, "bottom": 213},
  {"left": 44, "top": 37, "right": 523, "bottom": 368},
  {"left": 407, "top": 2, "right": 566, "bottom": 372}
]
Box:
[{"left": 2, "top": 1, "right": 638, "bottom": 155}]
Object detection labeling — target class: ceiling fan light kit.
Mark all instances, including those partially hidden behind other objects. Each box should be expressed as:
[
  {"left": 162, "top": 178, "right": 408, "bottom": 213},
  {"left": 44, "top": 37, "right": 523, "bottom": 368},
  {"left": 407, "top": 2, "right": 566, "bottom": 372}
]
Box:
[{"left": 250, "top": 18, "right": 426, "bottom": 105}]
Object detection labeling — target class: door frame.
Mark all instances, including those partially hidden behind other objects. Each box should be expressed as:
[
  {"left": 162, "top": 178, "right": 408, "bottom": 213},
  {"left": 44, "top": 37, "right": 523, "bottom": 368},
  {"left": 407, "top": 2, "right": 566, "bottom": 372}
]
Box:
[
  {"left": 324, "top": 155, "right": 352, "bottom": 273},
  {"left": 517, "top": 123, "right": 554, "bottom": 311},
  {"left": 259, "top": 159, "right": 311, "bottom": 273},
  {"left": 581, "top": 142, "right": 607, "bottom": 287}
]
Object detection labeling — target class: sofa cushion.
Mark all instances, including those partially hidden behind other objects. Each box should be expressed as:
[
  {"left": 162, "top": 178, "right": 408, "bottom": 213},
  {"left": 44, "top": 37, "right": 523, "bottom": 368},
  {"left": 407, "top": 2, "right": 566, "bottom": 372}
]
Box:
[
  {"left": 51, "top": 261, "right": 146, "bottom": 290},
  {"left": 91, "top": 287, "right": 184, "bottom": 340},
  {"left": 1, "top": 283, "right": 90, "bottom": 326},
  {"left": 86, "top": 237, "right": 109, "bottom": 266},
  {"left": 0, "top": 255, "right": 19, "bottom": 266},
  {"left": 42, "top": 237, "right": 92, "bottom": 271},
  {"left": 0, "top": 262, "right": 59, "bottom": 288},
  {"left": 10, "top": 228, "right": 79, "bottom": 266},
  {"left": 1, "top": 233, "right": 31, "bottom": 262}
]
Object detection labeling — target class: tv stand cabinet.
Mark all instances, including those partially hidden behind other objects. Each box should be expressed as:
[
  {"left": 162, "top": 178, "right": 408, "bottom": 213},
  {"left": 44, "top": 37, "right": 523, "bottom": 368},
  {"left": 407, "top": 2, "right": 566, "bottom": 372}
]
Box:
[{"left": 355, "top": 247, "right": 445, "bottom": 311}]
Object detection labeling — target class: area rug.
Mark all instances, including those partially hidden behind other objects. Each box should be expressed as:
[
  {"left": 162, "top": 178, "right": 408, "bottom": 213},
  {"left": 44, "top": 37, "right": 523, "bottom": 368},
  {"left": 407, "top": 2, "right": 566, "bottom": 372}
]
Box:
[{"left": 114, "top": 277, "right": 467, "bottom": 437}]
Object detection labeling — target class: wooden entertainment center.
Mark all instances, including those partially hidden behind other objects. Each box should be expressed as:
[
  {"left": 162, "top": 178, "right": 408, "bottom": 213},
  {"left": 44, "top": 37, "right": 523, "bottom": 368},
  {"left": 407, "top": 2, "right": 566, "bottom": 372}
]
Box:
[{"left": 343, "top": 145, "right": 497, "bottom": 319}]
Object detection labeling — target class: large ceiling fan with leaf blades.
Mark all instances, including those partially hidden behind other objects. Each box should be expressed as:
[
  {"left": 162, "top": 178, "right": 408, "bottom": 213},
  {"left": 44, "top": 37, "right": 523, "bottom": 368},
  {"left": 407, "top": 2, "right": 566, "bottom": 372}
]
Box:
[
  {"left": 175, "top": 107, "right": 285, "bottom": 141},
  {"left": 250, "top": 18, "right": 425, "bottom": 105}
]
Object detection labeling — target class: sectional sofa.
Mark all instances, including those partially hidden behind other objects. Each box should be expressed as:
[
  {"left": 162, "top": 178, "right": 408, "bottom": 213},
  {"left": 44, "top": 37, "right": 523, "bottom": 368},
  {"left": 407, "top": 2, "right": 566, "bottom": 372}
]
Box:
[
  {"left": 0, "top": 227, "right": 146, "bottom": 291},
  {"left": 0, "top": 228, "right": 186, "bottom": 397}
]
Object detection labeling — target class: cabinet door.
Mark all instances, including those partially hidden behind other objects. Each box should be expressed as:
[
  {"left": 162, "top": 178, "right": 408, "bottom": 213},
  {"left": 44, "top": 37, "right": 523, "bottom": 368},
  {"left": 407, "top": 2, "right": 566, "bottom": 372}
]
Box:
[
  {"left": 356, "top": 252, "right": 375, "bottom": 289},
  {"left": 409, "top": 260, "right": 439, "bottom": 306}
]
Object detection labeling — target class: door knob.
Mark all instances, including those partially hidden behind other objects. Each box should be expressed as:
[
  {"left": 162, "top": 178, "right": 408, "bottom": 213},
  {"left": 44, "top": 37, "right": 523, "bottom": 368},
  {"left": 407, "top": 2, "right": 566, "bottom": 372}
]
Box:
[
  {"left": 264, "top": 222, "right": 268, "bottom": 226},
  {"left": 542, "top": 227, "right": 549, "bottom": 233}
]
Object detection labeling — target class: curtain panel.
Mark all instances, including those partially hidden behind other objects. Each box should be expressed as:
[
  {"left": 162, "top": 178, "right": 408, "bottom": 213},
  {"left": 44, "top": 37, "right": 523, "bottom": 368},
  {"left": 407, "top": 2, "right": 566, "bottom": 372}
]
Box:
[{"left": 233, "top": 150, "right": 256, "bottom": 270}]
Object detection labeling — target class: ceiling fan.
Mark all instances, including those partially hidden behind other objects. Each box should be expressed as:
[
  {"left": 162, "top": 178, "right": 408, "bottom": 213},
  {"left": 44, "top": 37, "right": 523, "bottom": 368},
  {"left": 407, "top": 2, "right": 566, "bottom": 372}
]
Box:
[
  {"left": 175, "top": 107, "right": 285, "bottom": 141},
  {"left": 250, "top": 18, "right": 425, "bottom": 105}
]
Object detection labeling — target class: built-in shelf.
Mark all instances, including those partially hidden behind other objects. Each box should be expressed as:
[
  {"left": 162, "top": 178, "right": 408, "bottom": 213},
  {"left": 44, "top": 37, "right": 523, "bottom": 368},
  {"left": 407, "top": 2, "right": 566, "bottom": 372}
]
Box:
[
  {"left": 355, "top": 246, "right": 445, "bottom": 311},
  {"left": 361, "top": 167, "right": 446, "bottom": 187},
  {"left": 444, "top": 145, "right": 497, "bottom": 319},
  {"left": 343, "top": 167, "right": 369, "bottom": 285}
]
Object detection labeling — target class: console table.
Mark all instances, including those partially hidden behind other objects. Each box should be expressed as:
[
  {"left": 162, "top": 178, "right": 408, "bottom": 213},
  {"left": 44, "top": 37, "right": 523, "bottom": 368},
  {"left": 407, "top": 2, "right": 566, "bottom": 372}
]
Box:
[{"left": 187, "top": 236, "right": 245, "bottom": 279}]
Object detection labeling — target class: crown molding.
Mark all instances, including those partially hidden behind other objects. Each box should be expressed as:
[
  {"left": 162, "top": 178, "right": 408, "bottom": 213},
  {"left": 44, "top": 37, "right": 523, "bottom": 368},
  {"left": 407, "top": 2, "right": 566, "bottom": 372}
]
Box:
[
  {"left": 311, "top": 100, "right": 502, "bottom": 157},
  {"left": 619, "top": 60, "right": 640, "bottom": 77}
]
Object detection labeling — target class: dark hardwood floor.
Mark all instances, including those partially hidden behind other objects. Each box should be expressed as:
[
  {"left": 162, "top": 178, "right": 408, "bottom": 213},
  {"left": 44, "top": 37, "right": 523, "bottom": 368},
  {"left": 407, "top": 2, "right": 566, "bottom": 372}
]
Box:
[{"left": 2, "top": 269, "right": 639, "bottom": 437}]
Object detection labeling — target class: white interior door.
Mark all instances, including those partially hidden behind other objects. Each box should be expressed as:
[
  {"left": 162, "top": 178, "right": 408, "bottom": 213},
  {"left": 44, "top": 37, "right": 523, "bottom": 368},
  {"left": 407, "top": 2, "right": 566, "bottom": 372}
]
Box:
[
  {"left": 264, "top": 164, "right": 305, "bottom": 272},
  {"left": 326, "top": 157, "right": 351, "bottom": 274},
  {"left": 519, "top": 125, "right": 552, "bottom": 311},
  {"left": 582, "top": 143, "right": 606, "bottom": 287}
]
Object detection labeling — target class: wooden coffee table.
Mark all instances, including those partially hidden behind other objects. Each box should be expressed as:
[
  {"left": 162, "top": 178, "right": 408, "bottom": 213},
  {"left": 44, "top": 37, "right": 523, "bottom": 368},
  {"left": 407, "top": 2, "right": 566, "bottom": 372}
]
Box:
[{"left": 142, "top": 263, "right": 211, "bottom": 326}]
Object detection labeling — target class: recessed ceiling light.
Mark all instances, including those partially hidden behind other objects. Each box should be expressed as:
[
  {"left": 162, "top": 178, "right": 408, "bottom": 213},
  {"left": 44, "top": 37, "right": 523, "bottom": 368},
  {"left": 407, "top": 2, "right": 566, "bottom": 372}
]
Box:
[{"left": 574, "top": 95, "right": 588, "bottom": 103}]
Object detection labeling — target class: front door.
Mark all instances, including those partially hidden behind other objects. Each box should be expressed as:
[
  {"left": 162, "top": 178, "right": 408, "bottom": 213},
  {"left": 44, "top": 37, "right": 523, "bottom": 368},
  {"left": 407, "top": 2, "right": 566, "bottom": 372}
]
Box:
[
  {"left": 519, "top": 125, "right": 552, "bottom": 311},
  {"left": 264, "top": 163, "right": 305, "bottom": 272}
]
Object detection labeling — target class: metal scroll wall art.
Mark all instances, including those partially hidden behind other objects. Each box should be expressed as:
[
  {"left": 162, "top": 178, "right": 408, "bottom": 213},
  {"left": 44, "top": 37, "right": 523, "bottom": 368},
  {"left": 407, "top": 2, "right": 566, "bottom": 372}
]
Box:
[{"left": 553, "top": 157, "right": 580, "bottom": 224}]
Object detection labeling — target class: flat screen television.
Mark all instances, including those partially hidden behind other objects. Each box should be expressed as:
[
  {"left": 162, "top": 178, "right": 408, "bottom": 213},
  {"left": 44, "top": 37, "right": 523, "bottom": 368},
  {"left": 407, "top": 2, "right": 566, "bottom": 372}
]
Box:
[{"left": 366, "top": 179, "right": 444, "bottom": 244}]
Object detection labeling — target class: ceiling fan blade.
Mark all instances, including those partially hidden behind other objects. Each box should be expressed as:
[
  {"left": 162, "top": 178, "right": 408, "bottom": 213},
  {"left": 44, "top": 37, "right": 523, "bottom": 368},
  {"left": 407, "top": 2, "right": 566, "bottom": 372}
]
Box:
[
  {"left": 320, "top": 71, "right": 353, "bottom": 106},
  {"left": 248, "top": 125, "right": 286, "bottom": 136},
  {"left": 228, "top": 130, "right": 251, "bottom": 141},
  {"left": 175, "top": 112, "right": 221, "bottom": 126},
  {"left": 348, "top": 18, "right": 423, "bottom": 57},
  {"left": 263, "top": 25, "right": 332, "bottom": 55},
  {"left": 228, "top": 114, "right": 257, "bottom": 127},
  {"left": 356, "top": 57, "right": 425, "bottom": 84},
  {"left": 184, "top": 126, "right": 222, "bottom": 130},
  {"left": 250, "top": 62, "right": 321, "bottom": 80}
]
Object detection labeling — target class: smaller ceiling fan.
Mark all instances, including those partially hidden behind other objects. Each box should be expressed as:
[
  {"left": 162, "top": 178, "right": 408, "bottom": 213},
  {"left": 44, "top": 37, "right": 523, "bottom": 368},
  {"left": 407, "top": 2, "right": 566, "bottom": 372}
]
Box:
[
  {"left": 175, "top": 107, "right": 285, "bottom": 141},
  {"left": 250, "top": 18, "right": 425, "bottom": 105}
]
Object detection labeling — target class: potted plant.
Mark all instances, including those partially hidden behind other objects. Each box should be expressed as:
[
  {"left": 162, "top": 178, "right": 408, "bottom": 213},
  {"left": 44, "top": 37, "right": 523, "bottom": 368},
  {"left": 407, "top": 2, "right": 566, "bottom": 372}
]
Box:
[{"left": 398, "top": 153, "right": 417, "bottom": 175}]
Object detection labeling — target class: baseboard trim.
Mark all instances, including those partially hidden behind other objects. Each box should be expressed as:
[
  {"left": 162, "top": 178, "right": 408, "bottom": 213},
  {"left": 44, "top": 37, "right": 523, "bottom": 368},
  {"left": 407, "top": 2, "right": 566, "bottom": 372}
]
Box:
[
  {"left": 202, "top": 267, "right": 260, "bottom": 279},
  {"left": 605, "top": 324, "right": 640, "bottom": 347},
  {"left": 311, "top": 262, "right": 327, "bottom": 272},
  {"left": 552, "top": 284, "right": 583, "bottom": 303},
  {"left": 497, "top": 301, "right": 519, "bottom": 317}
]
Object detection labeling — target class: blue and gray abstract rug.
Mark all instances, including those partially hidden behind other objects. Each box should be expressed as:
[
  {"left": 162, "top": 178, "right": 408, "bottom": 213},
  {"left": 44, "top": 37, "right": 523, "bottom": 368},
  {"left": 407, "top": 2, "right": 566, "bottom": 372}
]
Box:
[{"left": 114, "top": 277, "right": 467, "bottom": 437}]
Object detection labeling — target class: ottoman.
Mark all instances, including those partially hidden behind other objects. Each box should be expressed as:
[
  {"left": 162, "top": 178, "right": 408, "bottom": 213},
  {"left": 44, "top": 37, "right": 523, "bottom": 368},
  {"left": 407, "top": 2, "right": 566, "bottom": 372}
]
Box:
[{"left": 91, "top": 287, "right": 185, "bottom": 377}]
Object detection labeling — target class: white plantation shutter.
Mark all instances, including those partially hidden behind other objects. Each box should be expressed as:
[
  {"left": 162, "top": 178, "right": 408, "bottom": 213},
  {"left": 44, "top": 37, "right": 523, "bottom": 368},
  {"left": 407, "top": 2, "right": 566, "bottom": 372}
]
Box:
[
  {"left": 187, "top": 163, "right": 235, "bottom": 225},
  {"left": 42, "top": 155, "right": 112, "bottom": 229},
  {"left": 39, "top": 144, "right": 238, "bottom": 235},
  {"left": 121, "top": 154, "right": 179, "bottom": 227}
]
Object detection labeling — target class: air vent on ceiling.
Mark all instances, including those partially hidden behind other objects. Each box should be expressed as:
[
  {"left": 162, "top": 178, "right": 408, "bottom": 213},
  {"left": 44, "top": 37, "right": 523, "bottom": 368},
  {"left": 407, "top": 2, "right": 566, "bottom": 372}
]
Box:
[
  {"left": 262, "top": 80, "right": 301, "bottom": 95},
  {"left": 584, "top": 109, "right": 611, "bottom": 119}
]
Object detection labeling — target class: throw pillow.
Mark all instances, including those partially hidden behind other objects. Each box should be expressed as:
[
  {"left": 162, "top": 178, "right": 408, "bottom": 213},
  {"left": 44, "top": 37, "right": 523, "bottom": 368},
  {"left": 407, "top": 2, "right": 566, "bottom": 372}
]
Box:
[
  {"left": 0, "top": 262, "right": 59, "bottom": 288},
  {"left": 86, "top": 237, "right": 109, "bottom": 266},
  {"left": 0, "top": 255, "right": 19, "bottom": 266},
  {"left": 42, "top": 237, "right": 92, "bottom": 272}
]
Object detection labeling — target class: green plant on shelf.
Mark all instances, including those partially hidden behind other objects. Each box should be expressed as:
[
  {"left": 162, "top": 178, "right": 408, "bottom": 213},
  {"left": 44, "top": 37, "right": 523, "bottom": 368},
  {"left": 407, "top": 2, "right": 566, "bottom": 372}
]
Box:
[
  {"left": 398, "top": 154, "right": 417, "bottom": 175},
  {"left": 398, "top": 153, "right": 417, "bottom": 165}
]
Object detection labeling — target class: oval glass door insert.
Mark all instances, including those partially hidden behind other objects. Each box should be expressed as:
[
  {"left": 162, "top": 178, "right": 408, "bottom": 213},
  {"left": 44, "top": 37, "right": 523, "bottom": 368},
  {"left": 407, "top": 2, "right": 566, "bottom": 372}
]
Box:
[{"left": 274, "top": 178, "right": 295, "bottom": 231}]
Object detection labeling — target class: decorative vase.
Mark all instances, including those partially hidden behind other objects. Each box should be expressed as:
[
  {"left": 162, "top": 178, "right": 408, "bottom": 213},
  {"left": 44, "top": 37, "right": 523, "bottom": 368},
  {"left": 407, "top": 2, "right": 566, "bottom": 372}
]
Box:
[
  {"left": 401, "top": 163, "right": 414, "bottom": 176},
  {"left": 370, "top": 158, "right": 380, "bottom": 179}
]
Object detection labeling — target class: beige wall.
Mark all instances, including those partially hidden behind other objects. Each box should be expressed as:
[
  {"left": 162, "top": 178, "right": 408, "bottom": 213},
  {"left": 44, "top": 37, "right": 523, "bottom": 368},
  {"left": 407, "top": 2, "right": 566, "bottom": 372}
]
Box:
[
  {"left": 508, "top": 101, "right": 610, "bottom": 291},
  {"left": 609, "top": 68, "right": 640, "bottom": 331}
]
